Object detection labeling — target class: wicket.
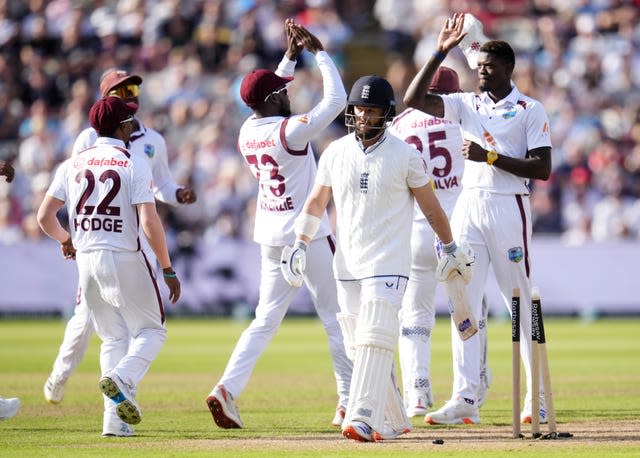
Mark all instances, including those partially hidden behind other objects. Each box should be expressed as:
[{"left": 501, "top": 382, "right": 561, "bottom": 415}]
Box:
[
  {"left": 511, "top": 288, "right": 521, "bottom": 438},
  {"left": 512, "top": 286, "right": 557, "bottom": 439}
]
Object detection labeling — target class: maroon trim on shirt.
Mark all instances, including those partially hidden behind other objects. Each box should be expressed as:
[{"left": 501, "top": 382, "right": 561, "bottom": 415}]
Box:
[
  {"left": 280, "top": 118, "right": 308, "bottom": 156},
  {"left": 141, "top": 250, "right": 166, "bottom": 325},
  {"left": 517, "top": 100, "right": 528, "bottom": 109},
  {"left": 77, "top": 146, "right": 98, "bottom": 155},
  {"left": 113, "top": 146, "right": 131, "bottom": 158},
  {"left": 515, "top": 194, "right": 530, "bottom": 278},
  {"left": 326, "top": 235, "right": 336, "bottom": 254},
  {"left": 390, "top": 108, "right": 413, "bottom": 127}
]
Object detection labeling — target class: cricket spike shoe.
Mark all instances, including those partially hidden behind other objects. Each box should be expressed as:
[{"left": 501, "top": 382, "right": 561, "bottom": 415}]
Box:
[
  {"left": 425, "top": 397, "right": 480, "bottom": 425},
  {"left": 99, "top": 375, "right": 142, "bottom": 425},
  {"left": 521, "top": 395, "right": 548, "bottom": 424},
  {"left": 0, "top": 397, "right": 20, "bottom": 420},
  {"left": 44, "top": 374, "right": 66, "bottom": 404},
  {"left": 331, "top": 405, "right": 346, "bottom": 428},
  {"left": 405, "top": 388, "right": 433, "bottom": 417},
  {"left": 206, "top": 384, "right": 244, "bottom": 429},
  {"left": 342, "top": 420, "right": 374, "bottom": 442}
]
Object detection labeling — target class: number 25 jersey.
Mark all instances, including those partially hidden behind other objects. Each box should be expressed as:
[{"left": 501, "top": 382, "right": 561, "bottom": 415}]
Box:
[{"left": 46, "top": 137, "right": 155, "bottom": 253}]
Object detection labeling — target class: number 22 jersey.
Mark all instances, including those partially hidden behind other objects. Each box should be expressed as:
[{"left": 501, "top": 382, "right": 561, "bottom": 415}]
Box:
[{"left": 46, "top": 137, "right": 155, "bottom": 253}]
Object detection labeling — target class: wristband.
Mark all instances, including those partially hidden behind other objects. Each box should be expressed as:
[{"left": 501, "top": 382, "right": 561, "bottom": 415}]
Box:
[
  {"left": 294, "top": 213, "right": 322, "bottom": 239},
  {"left": 442, "top": 240, "right": 458, "bottom": 254},
  {"left": 432, "top": 50, "right": 446, "bottom": 61},
  {"left": 294, "top": 240, "right": 308, "bottom": 252}
]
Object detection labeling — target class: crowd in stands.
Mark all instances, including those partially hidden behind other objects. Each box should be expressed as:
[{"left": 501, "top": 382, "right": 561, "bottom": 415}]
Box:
[{"left": 1, "top": 0, "right": 640, "bottom": 255}]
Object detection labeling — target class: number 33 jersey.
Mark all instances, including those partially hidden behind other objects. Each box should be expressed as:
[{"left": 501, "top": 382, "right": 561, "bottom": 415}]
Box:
[
  {"left": 46, "top": 137, "right": 155, "bottom": 252},
  {"left": 389, "top": 107, "right": 464, "bottom": 219}
]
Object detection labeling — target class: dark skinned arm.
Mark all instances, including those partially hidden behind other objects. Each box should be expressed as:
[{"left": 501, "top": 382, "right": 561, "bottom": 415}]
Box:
[
  {"left": 464, "top": 140, "right": 552, "bottom": 180},
  {"left": 404, "top": 13, "right": 466, "bottom": 116}
]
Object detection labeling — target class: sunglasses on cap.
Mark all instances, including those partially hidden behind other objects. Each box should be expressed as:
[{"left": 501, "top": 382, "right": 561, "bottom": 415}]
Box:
[
  {"left": 264, "top": 86, "right": 287, "bottom": 102},
  {"left": 108, "top": 84, "right": 140, "bottom": 99}
]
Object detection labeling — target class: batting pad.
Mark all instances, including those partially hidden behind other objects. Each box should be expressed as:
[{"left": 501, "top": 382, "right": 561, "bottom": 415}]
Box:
[
  {"left": 384, "top": 364, "right": 412, "bottom": 433},
  {"left": 346, "top": 299, "right": 399, "bottom": 433},
  {"left": 337, "top": 313, "right": 358, "bottom": 361}
]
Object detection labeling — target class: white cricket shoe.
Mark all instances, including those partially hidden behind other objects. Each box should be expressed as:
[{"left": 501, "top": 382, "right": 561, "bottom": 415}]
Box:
[
  {"left": 44, "top": 374, "right": 66, "bottom": 404},
  {"left": 405, "top": 388, "right": 433, "bottom": 417},
  {"left": 0, "top": 397, "right": 20, "bottom": 420},
  {"left": 331, "top": 405, "right": 346, "bottom": 428},
  {"left": 99, "top": 375, "right": 142, "bottom": 425},
  {"left": 477, "top": 367, "right": 492, "bottom": 407},
  {"left": 206, "top": 384, "right": 243, "bottom": 429},
  {"left": 521, "top": 395, "right": 547, "bottom": 424},
  {"left": 342, "top": 420, "right": 374, "bottom": 442},
  {"left": 102, "top": 409, "right": 134, "bottom": 437},
  {"left": 425, "top": 397, "right": 480, "bottom": 425}
]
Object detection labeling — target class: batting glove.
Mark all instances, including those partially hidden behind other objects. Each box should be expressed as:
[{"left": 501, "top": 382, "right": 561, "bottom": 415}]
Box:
[
  {"left": 281, "top": 240, "right": 307, "bottom": 287},
  {"left": 436, "top": 241, "right": 474, "bottom": 284}
]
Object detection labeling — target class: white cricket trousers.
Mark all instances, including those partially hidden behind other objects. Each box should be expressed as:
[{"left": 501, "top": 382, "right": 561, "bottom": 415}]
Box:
[
  {"left": 75, "top": 250, "right": 166, "bottom": 392},
  {"left": 50, "top": 246, "right": 159, "bottom": 381},
  {"left": 450, "top": 189, "right": 536, "bottom": 404},
  {"left": 398, "top": 219, "right": 438, "bottom": 397},
  {"left": 218, "top": 237, "right": 352, "bottom": 406}
]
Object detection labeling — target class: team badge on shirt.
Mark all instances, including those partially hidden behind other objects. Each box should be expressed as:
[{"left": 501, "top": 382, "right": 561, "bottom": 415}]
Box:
[
  {"left": 359, "top": 172, "right": 369, "bottom": 193},
  {"left": 508, "top": 247, "right": 523, "bottom": 263},
  {"left": 144, "top": 144, "right": 155, "bottom": 158}
]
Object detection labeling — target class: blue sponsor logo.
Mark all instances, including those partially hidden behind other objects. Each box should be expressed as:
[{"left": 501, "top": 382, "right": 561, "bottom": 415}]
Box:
[
  {"left": 144, "top": 144, "right": 155, "bottom": 158},
  {"left": 508, "top": 247, "right": 523, "bottom": 263},
  {"left": 458, "top": 318, "right": 473, "bottom": 333}
]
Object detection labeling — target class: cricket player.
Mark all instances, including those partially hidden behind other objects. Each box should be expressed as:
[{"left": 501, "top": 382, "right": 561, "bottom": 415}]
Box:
[
  {"left": 391, "top": 67, "right": 492, "bottom": 418},
  {"left": 404, "top": 13, "right": 552, "bottom": 425},
  {"left": 43, "top": 68, "right": 196, "bottom": 407},
  {"left": 389, "top": 66, "right": 466, "bottom": 416},
  {"left": 37, "top": 96, "right": 181, "bottom": 437},
  {"left": 281, "top": 74, "right": 471, "bottom": 442},
  {"left": 205, "top": 19, "right": 352, "bottom": 430}
]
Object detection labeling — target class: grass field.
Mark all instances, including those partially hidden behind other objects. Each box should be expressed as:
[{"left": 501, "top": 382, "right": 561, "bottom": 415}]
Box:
[{"left": 1, "top": 316, "right": 639, "bottom": 457}]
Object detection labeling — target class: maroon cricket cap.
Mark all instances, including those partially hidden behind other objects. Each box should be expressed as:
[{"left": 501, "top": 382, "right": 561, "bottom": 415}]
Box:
[
  {"left": 240, "top": 69, "right": 293, "bottom": 108},
  {"left": 89, "top": 96, "right": 138, "bottom": 136},
  {"left": 429, "top": 66, "right": 461, "bottom": 94},
  {"left": 99, "top": 69, "right": 143, "bottom": 97}
]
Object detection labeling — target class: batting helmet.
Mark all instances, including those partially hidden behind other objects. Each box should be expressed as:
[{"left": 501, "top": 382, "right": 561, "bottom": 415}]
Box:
[{"left": 345, "top": 75, "right": 396, "bottom": 136}]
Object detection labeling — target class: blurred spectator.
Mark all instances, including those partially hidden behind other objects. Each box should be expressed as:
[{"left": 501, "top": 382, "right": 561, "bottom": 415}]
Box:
[{"left": 0, "top": 0, "right": 639, "bottom": 260}]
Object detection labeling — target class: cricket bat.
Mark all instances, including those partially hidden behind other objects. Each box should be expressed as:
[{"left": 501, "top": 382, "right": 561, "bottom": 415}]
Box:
[
  {"left": 532, "top": 287, "right": 557, "bottom": 433},
  {"left": 444, "top": 272, "right": 478, "bottom": 341},
  {"left": 512, "top": 288, "right": 521, "bottom": 438}
]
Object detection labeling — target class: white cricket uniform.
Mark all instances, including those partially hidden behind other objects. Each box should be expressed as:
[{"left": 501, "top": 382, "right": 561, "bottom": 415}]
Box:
[
  {"left": 49, "top": 120, "right": 181, "bottom": 383},
  {"left": 217, "top": 51, "right": 352, "bottom": 407},
  {"left": 316, "top": 130, "right": 430, "bottom": 431},
  {"left": 441, "top": 84, "right": 552, "bottom": 404},
  {"left": 46, "top": 136, "right": 167, "bottom": 407},
  {"left": 388, "top": 108, "right": 464, "bottom": 402},
  {"left": 317, "top": 132, "right": 430, "bottom": 283}
]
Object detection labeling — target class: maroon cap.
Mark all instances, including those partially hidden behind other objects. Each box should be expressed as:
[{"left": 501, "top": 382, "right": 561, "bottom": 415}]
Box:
[
  {"left": 99, "top": 69, "right": 143, "bottom": 97},
  {"left": 89, "top": 96, "right": 138, "bottom": 136},
  {"left": 429, "top": 66, "right": 461, "bottom": 94},
  {"left": 240, "top": 69, "right": 293, "bottom": 108}
]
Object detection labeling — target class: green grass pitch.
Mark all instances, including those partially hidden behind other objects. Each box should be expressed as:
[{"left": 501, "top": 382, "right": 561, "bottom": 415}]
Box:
[{"left": 1, "top": 316, "right": 639, "bottom": 456}]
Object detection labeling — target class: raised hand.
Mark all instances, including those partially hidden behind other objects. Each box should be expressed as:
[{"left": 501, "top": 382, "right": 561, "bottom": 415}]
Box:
[
  {"left": 437, "top": 13, "right": 467, "bottom": 54},
  {"left": 289, "top": 21, "right": 324, "bottom": 55},
  {"left": 284, "top": 18, "right": 304, "bottom": 60}
]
